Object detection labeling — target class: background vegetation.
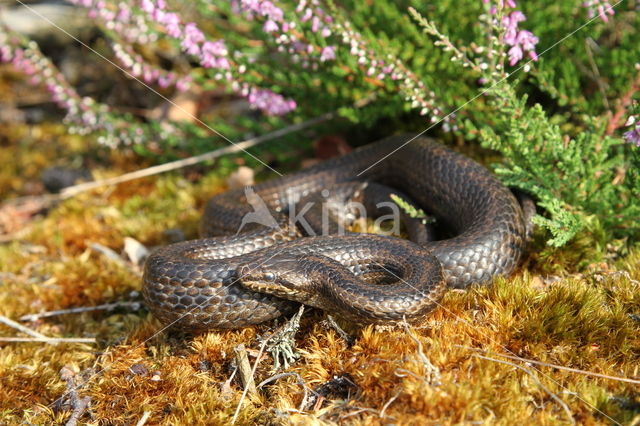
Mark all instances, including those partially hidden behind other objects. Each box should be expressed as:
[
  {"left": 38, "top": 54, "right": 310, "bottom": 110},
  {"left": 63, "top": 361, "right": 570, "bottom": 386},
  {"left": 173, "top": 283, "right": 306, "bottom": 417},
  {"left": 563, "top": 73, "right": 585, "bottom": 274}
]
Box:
[{"left": 0, "top": 0, "right": 639, "bottom": 424}]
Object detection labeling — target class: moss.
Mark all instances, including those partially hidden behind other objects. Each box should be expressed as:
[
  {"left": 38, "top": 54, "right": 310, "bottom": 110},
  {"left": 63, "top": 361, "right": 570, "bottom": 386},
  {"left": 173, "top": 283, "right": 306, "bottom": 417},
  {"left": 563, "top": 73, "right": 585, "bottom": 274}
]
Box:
[{"left": 1, "top": 125, "right": 639, "bottom": 425}]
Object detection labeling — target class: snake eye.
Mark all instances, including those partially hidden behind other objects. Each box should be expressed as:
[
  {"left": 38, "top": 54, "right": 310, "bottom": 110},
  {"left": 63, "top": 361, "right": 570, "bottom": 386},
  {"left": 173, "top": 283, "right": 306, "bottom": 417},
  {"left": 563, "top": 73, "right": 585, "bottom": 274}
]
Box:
[{"left": 263, "top": 272, "right": 276, "bottom": 282}]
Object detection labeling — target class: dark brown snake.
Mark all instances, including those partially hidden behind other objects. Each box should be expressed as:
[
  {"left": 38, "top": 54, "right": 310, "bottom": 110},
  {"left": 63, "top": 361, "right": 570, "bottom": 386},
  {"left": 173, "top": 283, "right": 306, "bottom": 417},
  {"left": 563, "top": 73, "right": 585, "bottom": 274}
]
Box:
[{"left": 142, "top": 135, "right": 529, "bottom": 331}]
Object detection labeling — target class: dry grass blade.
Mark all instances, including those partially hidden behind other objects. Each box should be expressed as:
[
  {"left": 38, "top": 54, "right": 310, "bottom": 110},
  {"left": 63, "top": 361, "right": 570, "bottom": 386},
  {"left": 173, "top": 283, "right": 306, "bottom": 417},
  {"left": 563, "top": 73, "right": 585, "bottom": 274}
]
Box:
[
  {"left": 459, "top": 345, "right": 640, "bottom": 385},
  {"left": 474, "top": 354, "right": 576, "bottom": 425},
  {"left": 231, "top": 331, "right": 273, "bottom": 424},
  {"left": 0, "top": 111, "right": 335, "bottom": 222},
  {"left": 59, "top": 112, "right": 335, "bottom": 200},
  {"left": 19, "top": 301, "right": 141, "bottom": 322},
  {"left": 234, "top": 344, "right": 258, "bottom": 396},
  {"left": 0, "top": 337, "right": 96, "bottom": 343},
  {"left": 378, "top": 390, "right": 401, "bottom": 419},
  {"left": 257, "top": 372, "right": 311, "bottom": 411},
  {"left": 402, "top": 320, "right": 441, "bottom": 385},
  {"left": 135, "top": 411, "right": 152, "bottom": 426},
  {"left": 0, "top": 314, "right": 58, "bottom": 345}
]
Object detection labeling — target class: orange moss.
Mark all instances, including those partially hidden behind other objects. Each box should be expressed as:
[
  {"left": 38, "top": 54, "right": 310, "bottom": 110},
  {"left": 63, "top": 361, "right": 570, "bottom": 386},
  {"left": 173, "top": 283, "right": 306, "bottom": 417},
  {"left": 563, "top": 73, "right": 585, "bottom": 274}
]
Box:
[{"left": 0, "top": 124, "right": 639, "bottom": 425}]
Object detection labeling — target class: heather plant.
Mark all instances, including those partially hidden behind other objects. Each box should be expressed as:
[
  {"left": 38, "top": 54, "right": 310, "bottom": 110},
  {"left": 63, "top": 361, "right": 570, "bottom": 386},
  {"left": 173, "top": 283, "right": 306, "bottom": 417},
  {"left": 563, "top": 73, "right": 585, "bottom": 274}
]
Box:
[{"left": 1, "top": 0, "right": 639, "bottom": 252}]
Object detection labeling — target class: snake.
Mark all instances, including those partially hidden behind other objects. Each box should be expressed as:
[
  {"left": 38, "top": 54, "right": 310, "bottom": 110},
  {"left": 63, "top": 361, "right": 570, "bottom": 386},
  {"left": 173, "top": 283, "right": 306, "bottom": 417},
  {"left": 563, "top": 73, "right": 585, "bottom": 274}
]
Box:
[{"left": 142, "top": 135, "right": 529, "bottom": 331}]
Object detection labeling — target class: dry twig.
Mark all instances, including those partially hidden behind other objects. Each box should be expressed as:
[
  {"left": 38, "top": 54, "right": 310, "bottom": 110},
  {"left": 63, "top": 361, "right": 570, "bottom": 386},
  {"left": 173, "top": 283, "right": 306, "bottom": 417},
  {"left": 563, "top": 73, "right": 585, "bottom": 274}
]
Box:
[
  {"left": 0, "top": 112, "right": 334, "bottom": 229},
  {"left": 19, "top": 301, "right": 141, "bottom": 322},
  {"left": 0, "top": 314, "right": 52, "bottom": 340},
  {"left": 60, "top": 112, "right": 334, "bottom": 200},
  {"left": 606, "top": 67, "right": 640, "bottom": 135},
  {"left": 234, "top": 344, "right": 257, "bottom": 396},
  {"left": 325, "top": 315, "right": 355, "bottom": 346},
  {"left": 0, "top": 336, "right": 95, "bottom": 343},
  {"left": 231, "top": 329, "right": 273, "bottom": 424}
]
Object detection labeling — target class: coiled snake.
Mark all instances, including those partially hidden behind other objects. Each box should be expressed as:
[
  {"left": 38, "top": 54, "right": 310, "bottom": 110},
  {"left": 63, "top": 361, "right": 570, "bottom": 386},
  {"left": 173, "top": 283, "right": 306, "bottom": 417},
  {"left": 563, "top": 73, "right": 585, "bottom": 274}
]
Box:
[{"left": 142, "top": 135, "right": 528, "bottom": 331}]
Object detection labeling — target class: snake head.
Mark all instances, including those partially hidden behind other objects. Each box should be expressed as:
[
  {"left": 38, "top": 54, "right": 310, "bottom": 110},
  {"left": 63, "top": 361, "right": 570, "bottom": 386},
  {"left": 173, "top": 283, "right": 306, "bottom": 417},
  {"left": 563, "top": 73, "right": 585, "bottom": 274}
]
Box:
[{"left": 238, "top": 256, "right": 314, "bottom": 303}]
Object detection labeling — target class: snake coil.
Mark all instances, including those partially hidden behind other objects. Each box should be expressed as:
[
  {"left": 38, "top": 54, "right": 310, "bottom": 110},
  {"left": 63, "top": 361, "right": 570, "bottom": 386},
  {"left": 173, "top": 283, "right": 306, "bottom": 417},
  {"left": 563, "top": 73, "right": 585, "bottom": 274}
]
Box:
[{"left": 143, "top": 135, "right": 528, "bottom": 331}]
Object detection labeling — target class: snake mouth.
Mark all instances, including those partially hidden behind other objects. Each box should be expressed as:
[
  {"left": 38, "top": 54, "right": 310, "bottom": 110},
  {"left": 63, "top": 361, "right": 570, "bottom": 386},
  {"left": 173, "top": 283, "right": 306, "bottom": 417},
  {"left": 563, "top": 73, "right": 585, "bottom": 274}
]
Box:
[
  {"left": 238, "top": 254, "right": 322, "bottom": 302},
  {"left": 237, "top": 258, "right": 305, "bottom": 295}
]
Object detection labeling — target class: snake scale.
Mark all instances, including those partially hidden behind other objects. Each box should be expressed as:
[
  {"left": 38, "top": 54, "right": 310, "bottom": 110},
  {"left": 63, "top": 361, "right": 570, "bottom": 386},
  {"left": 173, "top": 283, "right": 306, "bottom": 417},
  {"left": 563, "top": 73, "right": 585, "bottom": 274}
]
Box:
[{"left": 142, "top": 135, "right": 528, "bottom": 331}]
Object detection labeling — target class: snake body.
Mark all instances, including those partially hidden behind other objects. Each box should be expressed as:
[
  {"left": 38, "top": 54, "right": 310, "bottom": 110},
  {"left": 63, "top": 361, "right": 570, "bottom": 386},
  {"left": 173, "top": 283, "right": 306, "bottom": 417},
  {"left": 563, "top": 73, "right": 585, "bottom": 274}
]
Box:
[{"left": 142, "top": 135, "right": 528, "bottom": 331}]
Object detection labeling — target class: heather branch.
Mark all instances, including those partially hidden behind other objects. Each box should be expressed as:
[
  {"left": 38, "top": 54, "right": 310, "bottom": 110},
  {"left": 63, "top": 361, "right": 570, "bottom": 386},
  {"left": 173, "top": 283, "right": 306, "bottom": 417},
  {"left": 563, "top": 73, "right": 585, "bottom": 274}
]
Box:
[
  {"left": 326, "top": 2, "right": 450, "bottom": 124},
  {"left": 0, "top": 25, "right": 155, "bottom": 147},
  {"left": 140, "top": 0, "right": 297, "bottom": 116},
  {"left": 606, "top": 65, "right": 640, "bottom": 136},
  {"left": 408, "top": 7, "right": 479, "bottom": 72}
]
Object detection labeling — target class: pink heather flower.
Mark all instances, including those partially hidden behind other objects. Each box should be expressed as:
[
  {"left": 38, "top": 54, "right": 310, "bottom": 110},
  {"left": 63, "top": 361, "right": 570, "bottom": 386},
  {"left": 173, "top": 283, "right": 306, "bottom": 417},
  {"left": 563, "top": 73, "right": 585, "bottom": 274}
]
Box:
[
  {"left": 116, "top": 4, "right": 131, "bottom": 22},
  {"left": 218, "top": 57, "right": 231, "bottom": 69},
  {"left": 140, "top": 0, "right": 155, "bottom": 13},
  {"left": 237, "top": 0, "right": 287, "bottom": 38},
  {"left": 182, "top": 23, "right": 205, "bottom": 55},
  {"left": 495, "top": 6, "right": 539, "bottom": 66},
  {"left": 71, "top": 0, "right": 155, "bottom": 43},
  {"left": 583, "top": 0, "right": 615, "bottom": 22},
  {"left": 507, "top": 45, "right": 523, "bottom": 65},
  {"left": 161, "top": 12, "right": 182, "bottom": 38},
  {"left": 301, "top": 8, "right": 313, "bottom": 22},
  {"left": 238, "top": 0, "right": 284, "bottom": 22},
  {"left": 246, "top": 88, "right": 296, "bottom": 115},
  {"left": 487, "top": 0, "right": 517, "bottom": 14},
  {"left": 175, "top": 77, "right": 191, "bottom": 92},
  {"left": 502, "top": 11, "right": 526, "bottom": 44},
  {"left": 508, "top": 10, "right": 525, "bottom": 21},
  {"left": 112, "top": 42, "right": 187, "bottom": 90},
  {"left": 263, "top": 19, "right": 279, "bottom": 32},
  {"left": 311, "top": 16, "right": 321, "bottom": 32},
  {"left": 517, "top": 30, "right": 538, "bottom": 50},
  {"left": 623, "top": 120, "right": 640, "bottom": 147},
  {"left": 157, "top": 75, "right": 172, "bottom": 88},
  {"left": 141, "top": 0, "right": 297, "bottom": 117},
  {"left": 260, "top": 1, "right": 284, "bottom": 21},
  {"left": 202, "top": 40, "right": 227, "bottom": 56},
  {"left": 140, "top": 1, "right": 233, "bottom": 74},
  {"left": 320, "top": 46, "right": 336, "bottom": 62},
  {"left": 235, "top": 0, "right": 333, "bottom": 64},
  {"left": 0, "top": 33, "right": 110, "bottom": 134},
  {"left": 507, "top": 29, "right": 538, "bottom": 65}
]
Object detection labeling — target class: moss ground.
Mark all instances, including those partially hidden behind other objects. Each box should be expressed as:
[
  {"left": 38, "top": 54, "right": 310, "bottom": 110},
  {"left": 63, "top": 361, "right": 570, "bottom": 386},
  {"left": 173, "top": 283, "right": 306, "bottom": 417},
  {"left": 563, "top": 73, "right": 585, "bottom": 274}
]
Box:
[{"left": 0, "top": 124, "right": 639, "bottom": 425}]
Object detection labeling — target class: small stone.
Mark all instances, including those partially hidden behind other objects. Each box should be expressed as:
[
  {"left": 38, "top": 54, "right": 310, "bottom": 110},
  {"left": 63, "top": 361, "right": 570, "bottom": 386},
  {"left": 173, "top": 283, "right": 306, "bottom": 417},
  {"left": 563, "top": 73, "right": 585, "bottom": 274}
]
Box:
[
  {"left": 123, "top": 237, "right": 149, "bottom": 266},
  {"left": 226, "top": 166, "right": 255, "bottom": 189},
  {"left": 129, "top": 363, "right": 149, "bottom": 376},
  {"left": 41, "top": 166, "right": 92, "bottom": 193}
]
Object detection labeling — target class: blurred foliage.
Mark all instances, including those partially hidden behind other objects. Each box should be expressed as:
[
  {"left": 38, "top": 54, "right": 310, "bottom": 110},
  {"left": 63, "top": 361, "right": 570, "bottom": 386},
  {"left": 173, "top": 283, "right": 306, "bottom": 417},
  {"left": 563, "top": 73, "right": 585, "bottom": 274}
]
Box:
[{"left": 2, "top": 0, "right": 639, "bottom": 249}]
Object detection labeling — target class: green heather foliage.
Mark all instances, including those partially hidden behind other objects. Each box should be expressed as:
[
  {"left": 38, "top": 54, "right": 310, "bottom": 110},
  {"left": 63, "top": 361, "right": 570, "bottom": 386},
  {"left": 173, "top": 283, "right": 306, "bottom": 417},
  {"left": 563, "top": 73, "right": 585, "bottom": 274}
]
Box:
[
  {"left": 477, "top": 84, "right": 638, "bottom": 246},
  {"left": 1, "top": 0, "right": 639, "bottom": 248}
]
